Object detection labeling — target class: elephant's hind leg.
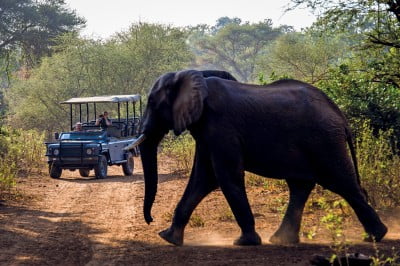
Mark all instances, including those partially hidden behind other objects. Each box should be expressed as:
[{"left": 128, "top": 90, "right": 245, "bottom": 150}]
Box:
[
  {"left": 270, "top": 179, "right": 315, "bottom": 244},
  {"left": 322, "top": 180, "right": 387, "bottom": 242},
  {"left": 212, "top": 155, "right": 261, "bottom": 246},
  {"left": 219, "top": 176, "right": 262, "bottom": 246},
  {"left": 317, "top": 147, "right": 387, "bottom": 242}
]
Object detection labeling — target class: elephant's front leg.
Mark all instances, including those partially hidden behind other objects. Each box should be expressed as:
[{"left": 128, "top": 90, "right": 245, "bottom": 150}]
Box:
[
  {"left": 159, "top": 150, "right": 217, "bottom": 246},
  {"left": 270, "top": 179, "right": 315, "bottom": 244}
]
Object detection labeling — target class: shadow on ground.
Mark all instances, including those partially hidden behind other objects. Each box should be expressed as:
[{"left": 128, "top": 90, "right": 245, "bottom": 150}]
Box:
[
  {"left": 104, "top": 238, "right": 400, "bottom": 266},
  {"left": 1, "top": 202, "right": 400, "bottom": 265},
  {"left": 0, "top": 205, "right": 100, "bottom": 265}
]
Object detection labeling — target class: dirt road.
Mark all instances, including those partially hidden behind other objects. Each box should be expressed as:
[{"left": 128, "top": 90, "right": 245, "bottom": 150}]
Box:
[{"left": 1, "top": 158, "right": 400, "bottom": 265}]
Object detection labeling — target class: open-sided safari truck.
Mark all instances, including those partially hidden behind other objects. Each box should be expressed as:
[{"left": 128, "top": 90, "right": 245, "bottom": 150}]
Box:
[{"left": 45, "top": 95, "right": 144, "bottom": 179}]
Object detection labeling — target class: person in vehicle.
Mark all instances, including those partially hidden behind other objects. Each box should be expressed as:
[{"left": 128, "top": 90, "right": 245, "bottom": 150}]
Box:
[
  {"left": 74, "top": 122, "right": 83, "bottom": 131},
  {"left": 96, "top": 111, "right": 112, "bottom": 128}
]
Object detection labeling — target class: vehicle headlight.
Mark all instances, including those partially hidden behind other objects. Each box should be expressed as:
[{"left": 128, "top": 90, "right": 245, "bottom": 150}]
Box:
[
  {"left": 86, "top": 148, "right": 93, "bottom": 155},
  {"left": 53, "top": 148, "right": 59, "bottom": 155}
]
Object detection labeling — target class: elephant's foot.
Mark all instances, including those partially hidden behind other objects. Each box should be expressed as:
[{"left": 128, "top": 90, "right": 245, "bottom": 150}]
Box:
[
  {"left": 363, "top": 224, "right": 388, "bottom": 242},
  {"left": 234, "top": 231, "right": 262, "bottom": 246},
  {"left": 159, "top": 227, "right": 184, "bottom": 246},
  {"left": 269, "top": 230, "right": 299, "bottom": 245}
]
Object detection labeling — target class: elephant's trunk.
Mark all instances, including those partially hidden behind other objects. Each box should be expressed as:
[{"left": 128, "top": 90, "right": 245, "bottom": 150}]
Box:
[{"left": 140, "top": 132, "right": 164, "bottom": 224}]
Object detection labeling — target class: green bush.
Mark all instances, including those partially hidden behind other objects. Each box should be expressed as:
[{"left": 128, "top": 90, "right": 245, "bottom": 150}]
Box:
[
  {"left": 160, "top": 133, "right": 195, "bottom": 175},
  {"left": 356, "top": 121, "right": 400, "bottom": 208},
  {"left": 0, "top": 159, "right": 17, "bottom": 195},
  {"left": 317, "top": 64, "right": 400, "bottom": 152},
  {"left": 0, "top": 126, "right": 45, "bottom": 198}
]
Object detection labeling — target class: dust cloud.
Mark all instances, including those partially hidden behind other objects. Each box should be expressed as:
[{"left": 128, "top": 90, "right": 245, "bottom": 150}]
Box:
[{"left": 185, "top": 232, "right": 233, "bottom": 246}]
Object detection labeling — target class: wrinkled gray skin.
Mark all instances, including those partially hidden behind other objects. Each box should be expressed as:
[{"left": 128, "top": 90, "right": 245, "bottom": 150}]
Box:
[{"left": 139, "top": 69, "right": 387, "bottom": 246}]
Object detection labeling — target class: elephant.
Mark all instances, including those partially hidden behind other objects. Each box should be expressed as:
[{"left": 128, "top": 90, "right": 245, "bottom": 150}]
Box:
[
  {"left": 138, "top": 69, "right": 388, "bottom": 246},
  {"left": 200, "top": 69, "right": 238, "bottom": 81}
]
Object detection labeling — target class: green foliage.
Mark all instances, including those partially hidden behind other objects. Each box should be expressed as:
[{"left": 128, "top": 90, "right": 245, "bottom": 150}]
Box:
[
  {"left": 0, "top": 126, "right": 45, "bottom": 197},
  {"left": 189, "top": 18, "right": 288, "bottom": 82},
  {"left": 0, "top": 0, "right": 85, "bottom": 67},
  {"left": 371, "top": 245, "right": 399, "bottom": 266},
  {"left": 259, "top": 31, "right": 347, "bottom": 84},
  {"left": 317, "top": 60, "right": 400, "bottom": 150},
  {"left": 321, "top": 211, "right": 344, "bottom": 240},
  {"left": 0, "top": 159, "right": 17, "bottom": 196},
  {"left": 290, "top": 0, "right": 400, "bottom": 47},
  {"left": 310, "top": 191, "right": 352, "bottom": 263},
  {"left": 6, "top": 23, "right": 193, "bottom": 132},
  {"left": 0, "top": 49, "right": 21, "bottom": 89},
  {"left": 356, "top": 121, "right": 400, "bottom": 208},
  {"left": 290, "top": 0, "right": 400, "bottom": 87},
  {"left": 160, "top": 133, "right": 195, "bottom": 175}
]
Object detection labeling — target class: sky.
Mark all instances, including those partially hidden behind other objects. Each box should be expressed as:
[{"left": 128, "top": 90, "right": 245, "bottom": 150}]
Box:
[{"left": 64, "top": 0, "right": 317, "bottom": 39}]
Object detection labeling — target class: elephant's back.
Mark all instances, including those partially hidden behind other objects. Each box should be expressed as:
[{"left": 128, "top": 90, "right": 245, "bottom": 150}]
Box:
[{"left": 205, "top": 78, "right": 349, "bottom": 141}]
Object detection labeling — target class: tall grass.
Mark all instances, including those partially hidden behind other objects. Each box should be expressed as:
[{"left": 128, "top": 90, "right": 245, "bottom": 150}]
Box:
[
  {"left": 355, "top": 121, "right": 400, "bottom": 208},
  {"left": 0, "top": 126, "right": 46, "bottom": 198}
]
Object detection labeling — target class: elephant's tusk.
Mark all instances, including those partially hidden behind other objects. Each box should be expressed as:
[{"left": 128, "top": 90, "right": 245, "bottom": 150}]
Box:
[{"left": 124, "top": 134, "right": 146, "bottom": 151}]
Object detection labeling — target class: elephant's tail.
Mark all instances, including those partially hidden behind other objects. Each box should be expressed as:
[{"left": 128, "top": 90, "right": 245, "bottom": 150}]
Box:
[{"left": 345, "top": 127, "right": 369, "bottom": 200}]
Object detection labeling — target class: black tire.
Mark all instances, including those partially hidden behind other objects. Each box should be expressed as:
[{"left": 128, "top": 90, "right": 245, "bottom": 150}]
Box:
[
  {"left": 94, "top": 155, "right": 108, "bottom": 179},
  {"left": 49, "top": 164, "right": 62, "bottom": 179},
  {"left": 122, "top": 153, "right": 134, "bottom": 176},
  {"left": 79, "top": 169, "right": 90, "bottom": 177}
]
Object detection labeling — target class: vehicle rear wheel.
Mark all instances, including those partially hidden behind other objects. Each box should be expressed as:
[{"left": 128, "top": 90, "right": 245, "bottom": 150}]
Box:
[
  {"left": 49, "top": 164, "right": 62, "bottom": 179},
  {"left": 79, "top": 169, "right": 90, "bottom": 177},
  {"left": 94, "top": 155, "right": 108, "bottom": 179},
  {"left": 122, "top": 153, "right": 134, "bottom": 176}
]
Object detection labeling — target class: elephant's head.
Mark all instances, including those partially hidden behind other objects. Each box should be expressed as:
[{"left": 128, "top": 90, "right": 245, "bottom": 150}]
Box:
[{"left": 139, "top": 69, "right": 236, "bottom": 224}]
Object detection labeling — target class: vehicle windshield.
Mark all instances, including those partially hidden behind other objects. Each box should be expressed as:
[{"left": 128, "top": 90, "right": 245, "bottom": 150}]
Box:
[{"left": 60, "top": 131, "right": 105, "bottom": 140}]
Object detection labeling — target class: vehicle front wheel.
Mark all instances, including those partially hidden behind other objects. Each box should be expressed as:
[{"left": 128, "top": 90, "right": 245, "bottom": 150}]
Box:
[
  {"left": 122, "top": 153, "right": 134, "bottom": 176},
  {"left": 94, "top": 155, "right": 108, "bottom": 179},
  {"left": 79, "top": 169, "right": 90, "bottom": 177},
  {"left": 49, "top": 164, "right": 62, "bottom": 179}
]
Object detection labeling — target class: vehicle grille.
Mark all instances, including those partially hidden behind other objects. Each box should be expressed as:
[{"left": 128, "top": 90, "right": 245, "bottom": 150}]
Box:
[{"left": 60, "top": 145, "right": 83, "bottom": 157}]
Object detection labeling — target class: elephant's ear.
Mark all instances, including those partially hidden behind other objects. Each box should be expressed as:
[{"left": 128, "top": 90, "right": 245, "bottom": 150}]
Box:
[{"left": 172, "top": 70, "right": 208, "bottom": 135}]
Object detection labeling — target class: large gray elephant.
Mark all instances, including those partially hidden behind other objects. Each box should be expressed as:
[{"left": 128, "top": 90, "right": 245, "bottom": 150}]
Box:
[{"left": 138, "top": 69, "right": 387, "bottom": 246}]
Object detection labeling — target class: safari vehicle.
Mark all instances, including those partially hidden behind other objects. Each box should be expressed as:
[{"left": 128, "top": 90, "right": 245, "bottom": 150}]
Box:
[{"left": 45, "top": 95, "right": 144, "bottom": 179}]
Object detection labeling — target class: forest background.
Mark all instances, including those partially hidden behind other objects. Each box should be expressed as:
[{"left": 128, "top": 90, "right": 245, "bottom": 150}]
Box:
[{"left": 1, "top": 0, "right": 400, "bottom": 210}]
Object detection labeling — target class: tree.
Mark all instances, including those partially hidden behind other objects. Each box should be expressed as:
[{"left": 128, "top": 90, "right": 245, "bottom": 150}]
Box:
[
  {"left": 289, "top": 0, "right": 400, "bottom": 87},
  {"left": 259, "top": 31, "right": 348, "bottom": 84},
  {"left": 290, "top": 0, "right": 400, "bottom": 48},
  {"left": 211, "top": 16, "right": 242, "bottom": 33},
  {"left": 189, "top": 18, "right": 289, "bottom": 82},
  {"left": 0, "top": 0, "right": 85, "bottom": 66},
  {"left": 6, "top": 23, "right": 193, "bottom": 132}
]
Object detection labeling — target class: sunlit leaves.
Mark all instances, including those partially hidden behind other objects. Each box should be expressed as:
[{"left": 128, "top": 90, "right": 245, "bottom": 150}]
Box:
[{"left": 6, "top": 23, "right": 192, "bottom": 132}]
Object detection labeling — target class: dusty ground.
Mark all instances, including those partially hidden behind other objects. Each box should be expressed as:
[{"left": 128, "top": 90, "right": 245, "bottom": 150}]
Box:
[{"left": 1, "top": 157, "right": 400, "bottom": 265}]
